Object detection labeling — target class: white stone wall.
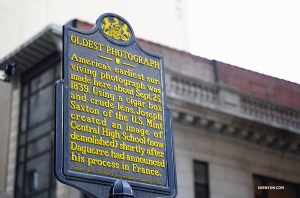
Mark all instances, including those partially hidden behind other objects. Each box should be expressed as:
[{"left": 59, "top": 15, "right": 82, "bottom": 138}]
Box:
[
  {"left": 0, "top": 0, "right": 190, "bottom": 60},
  {"left": 56, "top": 182, "right": 82, "bottom": 198},
  {"left": 5, "top": 80, "right": 20, "bottom": 196},
  {"left": 0, "top": 81, "right": 12, "bottom": 192},
  {"left": 174, "top": 122, "right": 300, "bottom": 198}
]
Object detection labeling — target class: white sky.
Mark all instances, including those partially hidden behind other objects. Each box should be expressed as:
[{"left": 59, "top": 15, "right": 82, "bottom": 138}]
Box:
[{"left": 188, "top": 0, "right": 300, "bottom": 84}]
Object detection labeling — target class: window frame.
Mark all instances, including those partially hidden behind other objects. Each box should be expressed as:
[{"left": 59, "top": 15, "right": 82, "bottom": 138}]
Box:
[
  {"left": 15, "top": 51, "right": 60, "bottom": 198},
  {"left": 254, "top": 175, "right": 300, "bottom": 198},
  {"left": 193, "top": 160, "right": 210, "bottom": 198}
]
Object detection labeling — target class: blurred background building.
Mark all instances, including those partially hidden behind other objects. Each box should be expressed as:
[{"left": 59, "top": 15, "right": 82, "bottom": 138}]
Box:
[{"left": 1, "top": 1, "right": 300, "bottom": 198}]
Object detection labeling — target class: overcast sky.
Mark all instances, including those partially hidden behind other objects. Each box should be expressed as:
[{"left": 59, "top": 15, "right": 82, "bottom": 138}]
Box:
[{"left": 188, "top": 0, "right": 300, "bottom": 84}]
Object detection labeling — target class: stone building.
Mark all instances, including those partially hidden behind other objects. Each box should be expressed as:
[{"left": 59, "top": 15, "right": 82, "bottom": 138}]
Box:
[{"left": 0, "top": 19, "right": 300, "bottom": 198}]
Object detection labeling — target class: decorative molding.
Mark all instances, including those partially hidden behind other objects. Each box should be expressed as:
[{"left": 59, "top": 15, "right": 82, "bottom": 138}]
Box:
[
  {"left": 171, "top": 108, "right": 300, "bottom": 155},
  {"left": 166, "top": 68, "right": 300, "bottom": 155},
  {"left": 240, "top": 96, "right": 300, "bottom": 131},
  {"left": 166, "top": 68, "right": 300, "bottom": 134}
]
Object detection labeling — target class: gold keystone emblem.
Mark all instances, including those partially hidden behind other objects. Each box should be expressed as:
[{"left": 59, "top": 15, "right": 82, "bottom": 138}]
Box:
[{"left": 102, "top": 17, "right": 131, "bottom": 42}]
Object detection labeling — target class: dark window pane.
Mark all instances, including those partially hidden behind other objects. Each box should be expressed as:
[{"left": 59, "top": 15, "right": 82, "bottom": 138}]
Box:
[
  {"left": 27, "top": 135, "right": 51, "bottom": 158},
  {"left": 194, "top": 161, "right": 209, "bottom": 198},
  {"left": 25, "top": 153, "right": 50, "bottom": 195},
  {"left": 194, "top": 161, "right": 207, "bottom": 184},
  {"left": 30, "top": 68, "right": 54, "bottom": 93},
  {"left": 253, "top": 177, "right": 263, "bottom": 198},
  {"left": 83, "top": 193, "right": 93, "bottom": 198},
  {"left": 253, "top": 176, "right": 300, "bottom": 198},
  {"left": 22, "top": 84, "right": 28, "bottom": 98},
  {"left": 27, "top": 170, "right": 38, "bottom": 193},
  {"left": 267, "top": 180, "right": 296, "bottom": 198},
  {"left": 16, "top": 165, "right": 24, "bottom": 198},
  {"left": 50, "top": 188, "right": 56, "bottom": 198},
  {"left": 27, "top": 120, "right": 52, "bottom": 142},
  {"left": 50, "top": 159, "right": 56, "bottom": 186},
  {"left": 29, "top": 85, "right": 54, "bottom": 127},
  {"left": 21, "top": 99, "right": 28, "bottom": 132},
  {"left": 19, "top": 133, "right": 26, "bottom": 146},
  {"left": 195, "top": 184, "right": 208, "bottom": 198},
  {"left": 18, "top": 147, "right": 25, "bottom": 162}
]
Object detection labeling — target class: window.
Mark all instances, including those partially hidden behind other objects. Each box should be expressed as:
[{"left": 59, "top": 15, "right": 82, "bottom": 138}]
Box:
[
  {"left": 82, "top": 193, "right": 92, "bottom": 198},
  {"left": 194, "top": 161, "right": 209, "bottom": 198},
  {"left": 15, "top": 52, "right": 60, "bottom": 198},
  {"left": 254, "top": 175, "right": 300, "bottom": 198}
]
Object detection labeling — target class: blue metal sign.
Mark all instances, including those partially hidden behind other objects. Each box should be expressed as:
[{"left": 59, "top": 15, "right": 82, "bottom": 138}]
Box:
[{"left": 55, "top": 13, "right": 177, "bottom": 198}]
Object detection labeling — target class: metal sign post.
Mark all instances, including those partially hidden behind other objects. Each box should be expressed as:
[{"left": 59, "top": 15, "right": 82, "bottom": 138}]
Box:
[{"left": 55, "top": 13, "right": 177, "bottom": 198}]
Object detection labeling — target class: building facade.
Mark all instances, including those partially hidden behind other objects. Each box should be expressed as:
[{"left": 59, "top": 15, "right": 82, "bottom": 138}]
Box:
[{"left": 1, "top": 20, "right": 300, "bottom": 198}]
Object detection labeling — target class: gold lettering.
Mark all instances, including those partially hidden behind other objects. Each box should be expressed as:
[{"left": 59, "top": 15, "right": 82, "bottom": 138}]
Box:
[
  {"left": 104, "top": 46, "right": 160, "bottom": 70},
  {"left": 70, "top": 101, "right": 100, "bottom": 115},
  {"left": 70, "top": 35, "right": 103, "bottom": 51}
]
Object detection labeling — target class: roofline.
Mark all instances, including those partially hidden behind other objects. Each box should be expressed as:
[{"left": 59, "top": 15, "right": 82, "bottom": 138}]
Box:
[{"left": 0, "top": 24, "right": 62, "bottom": 74}]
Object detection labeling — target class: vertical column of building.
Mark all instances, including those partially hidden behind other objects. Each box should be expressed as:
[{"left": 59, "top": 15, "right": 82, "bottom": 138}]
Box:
[{"left": 5, "top": 79, "right": 20, "bottom": 196}]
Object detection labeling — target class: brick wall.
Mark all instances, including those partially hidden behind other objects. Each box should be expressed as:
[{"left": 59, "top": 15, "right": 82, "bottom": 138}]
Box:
[
  {"left": 139, "top": 38, "right": 300, "bottom": 112},
  {"left": 217, "top": 61, "right": 300, "bottom": 110}
]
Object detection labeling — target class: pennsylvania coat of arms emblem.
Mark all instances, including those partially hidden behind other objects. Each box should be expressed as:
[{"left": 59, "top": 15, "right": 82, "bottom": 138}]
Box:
[{"left": 102, "top": 17, "right": 131, "bottom": 42}]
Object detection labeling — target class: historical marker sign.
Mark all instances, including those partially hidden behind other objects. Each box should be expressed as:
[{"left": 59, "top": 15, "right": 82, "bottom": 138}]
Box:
[{"left": 55, "top": 13, "right": 177, "bottom": 198}]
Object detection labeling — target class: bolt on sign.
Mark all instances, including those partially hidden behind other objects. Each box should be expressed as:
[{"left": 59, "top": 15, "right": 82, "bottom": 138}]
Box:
[{"left": 55, "top": 13, "right": 177, "bottom": 198}]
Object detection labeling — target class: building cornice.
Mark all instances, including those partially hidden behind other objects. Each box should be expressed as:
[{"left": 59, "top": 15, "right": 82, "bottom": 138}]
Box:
[{"left": 166, "top": 68, "right": 300, "bottom": 155}]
